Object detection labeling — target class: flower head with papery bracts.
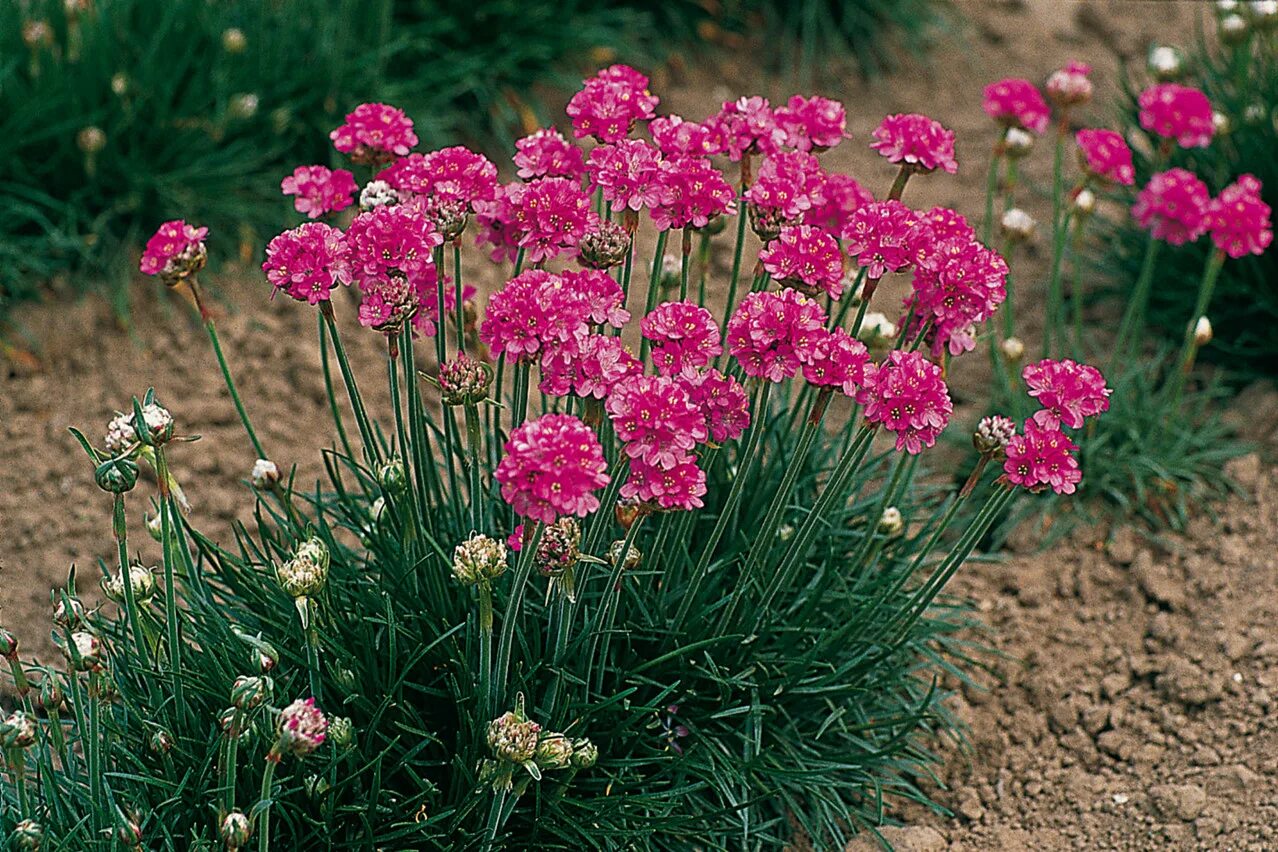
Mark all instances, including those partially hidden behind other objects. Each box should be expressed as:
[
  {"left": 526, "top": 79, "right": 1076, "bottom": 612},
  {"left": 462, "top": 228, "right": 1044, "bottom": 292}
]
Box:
[
  {"left": 1132, "top": 168, "right": 1211, "bottom": 245},
  {"left": 607, "top": 374, "right": 708, "bottom": 470},
  {"left": 494, "top": 414, "right": 610, "bottom": 523},
  {"left": 641, "top": 301, "right": 723, "bottom": 376},
  {"left": 726, "top": 289, "right": 827, "bottom": 382},
  {"left": 1003, "top": 419, "right": 1082, "bottom": 495},
  {"left": 674, "top": 368, "right": 751, "bottom": 443},
  {"left": 1045, "top": 61, "right": 1093, "bottom": 107},
  {"left": 801, "top": 328, "right": 871, "bottom": 396},
  {"left": 329, "top": 103, "right": 417, "bottom": 164},
  {"left": 508, "top": 178, "right": 596, "bottom": 263},
  {"left": 775, "top": 95, "right": 848, "bottom": 151},
  {"left": 566, "top": 65, "right": 659, "bottom": 143},
  {"left": 378, "top": 147, "right": 499, "bottom": 210},
  {"left": 539, "top": 334, "right": 640, "bottom": 399},
  {"left": 140, "top": 219, "right": 208, "bottom": 280},
  {"left": 577, "top": 221, "right": 632, "bottom": 270},
  {"left": 842, "top": 200, "right": 934, "bottom": 280},
  {"left": 870, "top": 113, "right": 958, "bottom": 174},
  {"left": 344, "top": 203, "right": 443, "bottom": 290},
  {"left": 479, "top": 270, "right": 590, "bottom": 361},
  {"left": 921, "top": 206, "right": 976, "bottom": 243},
  {"left": 587, "top": 139, "right": 663, "bottom": 213},
  {"left": 1205, "top": 173, "right": 1274, "bottom": 258},
  {"left": 1138, "top": 83, "right": 1214, "bottom": 148},
  {"left": 806, "top": 172, "right": 874, "bottom": 233},
  {"left": 911, "top": 237, "right": 1009, "bottom": 339},
  {"left": 746, "top": 151, "right": 826, "bottom": 221},
  {"left": 263, "top": 222, "right": 351, "bottom": 304},
  {"left": 274, "top": 698, "right": 328, "bottom": 760},
  {"left": 560, "top": 269, "right": 630, "bottom": 328},
  {"left": 514, "top": 128, "right": 586, "bottom": 181},
  {"left": 760, "top": 224, "right": 845, "bottom": 299},
  {"left": 651, "top": 157, "right": 736, "bottom": 231},
  {"left": 859, "top": 350, "right": 953, "bottom": 454},
  {"left": 982, "top": 78, "right": 1050, "bottom": 134},
  {"left": 648, "top": 115, "right": 721, "bottom": 159},
  {"left": 1075, "top": 129, "right": 1135, "bottom": 186},
  {"left": 711, "top": 95, "right": 786, "bottom": 160},
  {"left": 621, "top": 456, "right": 707, "bottom": 511},
  {"left": 1022, "top": 358, "right": 1111, "bottom": 430},
  {"left": 473, "top": 182, "right": 522, "bottom": 264},
  {"left": 281, "top": 165, "right": 357, "bottom": 219}
]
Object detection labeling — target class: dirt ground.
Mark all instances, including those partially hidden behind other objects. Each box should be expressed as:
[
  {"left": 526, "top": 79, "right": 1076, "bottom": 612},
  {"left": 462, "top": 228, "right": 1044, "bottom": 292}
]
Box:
[{"left": 7, "top": 1, "right": 1278, "bottom": 848}]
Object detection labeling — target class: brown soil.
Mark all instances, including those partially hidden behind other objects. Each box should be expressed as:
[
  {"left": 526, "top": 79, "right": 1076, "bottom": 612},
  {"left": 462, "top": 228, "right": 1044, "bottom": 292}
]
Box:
[{"left": 9, "top": 1, "right": 1278, "bottom": 849}]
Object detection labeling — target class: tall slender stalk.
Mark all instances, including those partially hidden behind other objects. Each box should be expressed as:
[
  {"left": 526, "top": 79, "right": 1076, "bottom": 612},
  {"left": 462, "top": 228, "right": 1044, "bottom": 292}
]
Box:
[
  {"left": 1109, "top": 237, "right": 1162, "bottom": 370},
  {"left": 1166, "top": 249, "right": 1225, "bottom": 405},
  {"left": 320, "top": 302, "right": 379, "bottom": 464},
  {"left": 257, "top": 758, "right": 278, "bottom": 852},
  {"left": 1042, "top": 126, "right": 1068, "bottom": 357},
  {"left": 153, "top": 448, "right": 186, "bottom": 720},
  {"left": 189, "top": 278, "right": 267, "bottom": 460},
  {"left": 112, "top": 495, "right": 150, "bottom": 665}
]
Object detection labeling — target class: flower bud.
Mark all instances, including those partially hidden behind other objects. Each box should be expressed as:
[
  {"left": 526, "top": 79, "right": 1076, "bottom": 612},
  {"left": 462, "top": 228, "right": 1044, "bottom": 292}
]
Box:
[
  {"left": 1045, "top": 63, "right": 1092, "bottom": 108},
  {"left": 1072, "top": 188, "right": 1097, "bottom": 217},
  {"left": 359, "top": 180, "right": 400, "bottom": 211},
  {"left": 1220, "top": 13, "right": 1249, "bottom": 44},
  {"left": 1244, "top": 102, "right": 1268, "bottom": 126},
  {"left": 221, "top": 27, "right": 247, "bottom": 54},
  {"left": 534, "top": 732, "right": 573, "bottom": 770},
  {"left": 439, "top": 354, "right": 492, "bottom": 406},
  {"left": 102, "top": 562, "right": 156, "bottom": 606},
  {"left": 251, "top": 458, "right": 280, "bottom": 489},
  {"left": 377, "top": 458, "right": 408, "bottom": 496},
  {"left": 39, "top": 677, "right": 64, "bottom": 713},
  {"left": 111, "top": 72, "right": 129, "bottom": 96},
  {"left": 747, "top": 204, "right": 788, "bottom": 242},
  {"left": 77, "top": 126, "right": 106, "bottom": 154},
  {"left": 328, "top": 716, "right": 355, "bottom": 752},
  {"left": 115, "top": 812, "right": 143, "bottom": 849},
  {"left": 569, "top": 737, "right": 598, "bottom": 769},
  {"left": 777, "top": 523, "right": 796, "bottom": 542},
  {"left": 0, "top": 711, "right": 36, "bottom": 749},
  {"left": 278, "top": 537, "right": 330, "bottom": 598},
  {"left": 21, "top": 20, "right": 53, "bottom": 49},
  {"left": 332, "top": 667, "right": 357, "bottom": 693},
  {"left": 64, "top": 631, "right": 102, "bottom": 672},
  {"left": 0, "top": 627, "right": 17, "bottom": 659},
  {"left": 1194, "top": 316, "right": 1213, "bottom": 346},
  {"left": 452, "top": 533, "right": 508, "bottom": 585},
  {"left": 1000, "top": 208, "right": 1036, "bottom": 242},
  {"left": 578, "top": 220, "right": 632, "bottom": 269},
  {"left": 95, "top": 457, "right": 139, "bottom": 493},
  {"left": 1002, "top": 127, "right": 1035, "bottom": 159},
  {"left": 12, "top": 819, "right": 43, "bottom": 851},
  {"left": 1249, "top": 0, "right": 1278, "bottom": 29},
  {"left": 974, "top": 415, "right": 1017, "bottom": 456},
  {"left": 487, "top": 710, "right": 540, "bottom": 764},
  {"left": 614, "top": 498, "right": 641, "bottom": 531},
  {"left": 1000, "top": 336, "right": 1026, "bottom": 363},
  {"left": 536, "top": 517, "right": 581, "bottom": 577},
  {"left": 1147, "top": 45, "right": 1185, "bottom": 81},
  {"left": 1212, "top": 110, "right": 1232, "bottom": 136},
  {"left": 304, "top": 773, "right": 331, "bottom": 799},
  {"left": 149, "top": 728, "right": 174, "bottom": 755},
  {"left": 231, "top": 675, "right": 273, "bottom": 710},
  {"left": 146, "top": 512, "right": 163, "bottom": 542},
  {"left": 608, "top": 539, "right": 642, "bottom": 571},
  {"left": 255, "top": 641, "right": 280, "bottom": 674},
  {"left": 877, "top": 507, "right": 904, "bottom": 538},
  {"left": 53, "top": 595, "right": 86, "bottom": 630},
  {"left": 430, "top": 199, "right": 470, "bottom": 241},
  {"left": 220, "top": 811, "right": 252, "bottom": 850},
  {"left": 1217, "top": 0, "right": 1240, "bottom": 11},
  {"left": 275, "top": 697, "right": 328, "bottom": 759},
  {"left": 219, "top": 707, "right": 252, "bottom": 740},
  {"left": 229, "top": 92, "right": 260, "bottom": 120},
  {"left": 857, "top": 312, "right": 897, "bottom": 345}
]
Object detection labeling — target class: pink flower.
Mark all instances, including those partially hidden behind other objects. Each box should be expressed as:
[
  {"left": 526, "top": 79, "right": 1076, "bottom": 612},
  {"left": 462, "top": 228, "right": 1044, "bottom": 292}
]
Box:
[
  {"left": 870, "top": 113, "right": 958, "bottom": 174},
  {"left": 650, "top": 157, "right": 736, "bottom": 231},
  {"left": 801, "top": 328, "right": 871, "bottom": 396},
  {"left": 648, "top": 115, "right": 722, "bottom": 158},
  {"left": 139, "top": 219, "right": 208, "bottom": 278},
  {"left": 1138, "top": 84, "right": 1214, "bottom": 148},
  {"left": 745, "top": 151, "right": 826, "bottom": 221},
  {"left": 586, "top": 139, "right": 663, "bottom": 212},
  {"left": 859, "top": 350, "right": 953, "bottom": 454},
  {"left": 1205, "top": 174, "right": 1274, "bottom": 259},
  {"left": 674, "top": 368, "right": 751, "bottom": 443},
  {"left": 329, "top": 103, "right": 418, "bottom": 163},
  {"left": 539, "top": 334, "right": 641, "bottom": 399},
  {"left": 494, "top": 414, "right": 611, "bottom": 523},
  {"left": 262, "top": 222, "right": 351, "bottom": 304},
  {"left": 641, "top": 301, "right": 723, "bottom": 375},
  {"left": 1075, "top": 129, "right": 1135, "bottom": 186},
  {"left": 897, "top": 302, "right": 979, "bottom": 359},
  {"left": 982, "top": 78, "right": 1050, "bottom": 134},
  {"left": 1045, "top": 61, "right": 1093, "bottom": 107},
  {"left": 910, "top": 237, "right": 1009, "bottom": 339},
  {"left": 507, "top": 525, "right": 524, "bottom": 552},
  {"left": 1003, "top": 419, "right": 1082, "bottom": 495},
  {"left": 621, "top": 456, "right": 707, "bottom": 511},
  {"left": 473, "top": 182, "right": 523, "bottom": 264},
  {"left": 606, "top": 374, "right": 708, "bottom": 470},
  {"left": 1022, "top": 358, "right": 1111, "bottom": 430},
  {"left": 281, "top": 165, "right": 357, "bottom": 219},
  {"left": 560, "top": 269, "right": 630, "bottom": 328},
  {"left": 378, "top": 147, "right": 499, "bottom": 209},
  {"left": 565, "top": 65, "right": 659, "bottom": 143},
  {"left": 921, "top": 206, "right": 975, "bottom": 243},
  {"left": 513, "top": 128, "right": 586, "bottom": 181},
  {"left": 344, "top": 204, "right": 443, "bottom": 290},
  {"left": 805, "top": 172, "right": 874, "bottom": 233},
  {"left": 726, "top": 289, "right": 827, "bottom": 382},
  {"left": 759, "top": 224, "right": 845, "bottom": 299},
  {"left": 479, "top": 270, "right": 590, "bottom": 361},
  {"left": 357, "top": 271, "right": 420, "bottom": 333},
  {"left": 276, "top": 697, "right": 328, "bottom": 758},
  {"left": 1132, "top": 168, "right": 1211, "bottom": 245},
  {"left": 508, "top": 178, "right": 596, "bottom": 263},
  {"left": 842, "top": 200, "right": 934, "bottom": 280},
  {"left": 775, "top": 95, "right": 848, "bottom": 151},
  {"left": 710, "top": 96, "right": 786, "bottom": 161}
]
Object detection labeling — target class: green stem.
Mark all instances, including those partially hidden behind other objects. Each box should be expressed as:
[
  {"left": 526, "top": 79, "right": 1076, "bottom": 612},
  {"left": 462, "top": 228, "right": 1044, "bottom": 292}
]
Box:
[
  {"left": 321, "top": 303, "right": 379, "bottom": 464},
  {"left": 223, "top": 711, "right": 242, "bottom": 814},
  {"left": 640, "top": 230, "right": 670, "bottom": 363},
  {"left": 721, "top": 185, "right": 750, "bottom": 346},
  {"left": 154, "top": 449, "right": 186, "bottom": 720},
  {"left": 464, "top": 403, "right": 484, "bottom": 532},
  {"left": 478, "top": 582, "right": 494, "bottom": 719},
  {"left": 319, "top": 313, "right": 354, "bottom": 462},
  {"left": 454, "top": 240, "right": 466, "bottom": 349},
  {"left": 190, "top": 278, "right": 266, "bottom": 459},
  {"left": 493, "top": 523, "right": 543, "bottom": 712},
  {"left": 1109, "top": 237, "right": 1162, "bottom": 371},
  {"left": 112, "top": 495, "right": 150, "bottom": 665},
  {"left": 257, "top": 758, "right": 277, "bottom": 852},
  {"left": 586, "top": 514, "right": 647, "bottom": 697},
  {"left": 886, "top": 164, "right": 912, "bottom": 202},
  {"left": 679, "top": 228, "right": 692, "bottom": 301},
  {"left": 1042, "top": 128, "right": 1067, "bottom": 358},
  {"left": 982, "top": 144, "right": 1004, "bottom": 245},
  {"left": 1167, "top": 249, "right": 1225, "bottom": 405}
]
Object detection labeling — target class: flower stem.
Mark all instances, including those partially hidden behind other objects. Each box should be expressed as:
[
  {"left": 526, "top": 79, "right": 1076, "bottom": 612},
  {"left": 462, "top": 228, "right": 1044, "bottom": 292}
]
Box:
[
  {"left": 1166, "top": 249, "right": 1225, "bottom": 406},
  {"left": 982, "top": 144, "right": 1004, "bottom": 245},
  {"left": 154, "top": 448, "right": 186, "bottom": 720},
  {"left": 493, "top": 522, "right": 543, "bottom": 713},
  {"left": 679, "top": 227, "right": 692, "bottom": 300},
  {"left": 886, "top": 163, "right": 912, "bottom": 202},
  {"left": 318, "top": 313, "right": 355, "bottom": 462},
  {"left": 190, "top": 277, "right": 267, "bottom": 459},
  {"left": 1109, "top": 237, "right": 1162, "bottom": 371},
  {"left": 478, "top": 581, "right": 494, "bottom": 719},
  {"left": 257, "top": 758, "right": 277, "bottom": 852},
  {"left": 320, "top": 302, "right": 380, "bottom": 464},
  {"left": 639, "top": 230, "right": 670, "bottom": 364},
  {"left": 464, "top": 403, "right": 484, "bottom": 532},
  {"left": 112, "top": 494, "right": 150, "bottom": 665},
  {"left": 721, "top": 185, "right": 750, "bottom": 345},
  {"left": 1042, "top": 127, "right": 1068, "bottom": 358},
  {"left": 454, "top": 239, "right": 466, "bottom": 349}
]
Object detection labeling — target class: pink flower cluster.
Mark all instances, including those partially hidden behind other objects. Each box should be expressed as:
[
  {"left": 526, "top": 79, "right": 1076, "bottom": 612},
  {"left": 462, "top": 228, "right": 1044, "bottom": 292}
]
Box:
[
  {"left": 746, "top": 150, "right": 825, "bottom": 221},
  {"left": 711, "top": 96, "right": 785, "bottom": 160},
  {"left": 775, "top": 95, "right": 848, "bottom": 152},
  {"left": 1137, "top": 84, "right": 1214, "bottom": 149},
  {"left": 344, "top": 204, "right": 443, "bottom": 298},
  {"left": 1045, "top": 61, "right": 1093, "bottom": 107},
  {"left": 1022, "top": 358, "right": 1111, "bottom": 430},
  {"left": 262, "top": 222, "right": 350, "bottom": 304},
  {"left": 910, "top": 237, "right": 1009, "bottom": 356},
  {"left": 508, "top": 178, "right": 596, "bottom": 262},
  {"left": 378, "top": 147, "right": 499, "bottom": 210},
  {"left": 870, "top": 113, "right": 958, "bottom": 174},
  {"left": 139, "top": 219, "right": 208, "bottom": 278},
  {"left": 649, "top": 115, "right": 721, "bottom": 159},
  {"left": 651, "top": 157, "right": 736, "bottom": 231},
  {"left": 1205, "top": 174, "right": 1274, "bottom": 259},
  {"left": 802, "top": 328, "right": 871, "bottom": 396},
  {"left": 479, "top": 270, "right": 590, "bottom": 361},
  {"left": 566, "top": 65, "right": 659, "bottom": 143},
  {"left": 859, "top": 350, "right": 953, "bottom": 454},
  {"left": 587, "top": 139, "right": 663, "bottom": 212},
  {"left": 607, "top": 374, "right": 708, "bottom": 470},
  {"left": 982, "top": 78, "right": 1050, "bottom": 134},
  {"left": 281, "top": 165, "right": 357, "bottom": 219},
  {"left": 620, "top": 456, "right": 707, "bottom": 511},
  {"left": 494, "top": 414, "right": 610, "bottom": 523},
  {"left": 329, "top": 103, "right": 418, "bottom": 163},
  {"left": 726, "top": 289, "right": 827, "bottom": 382},
  {"left": 561, "top": 269, "right": 630, "bottom": 328},
  {"left": 1003, "top": 420, "right": 1081, "bottom": 495},
  {"left": 641, "top": 301, "right": 723, "bottom": 376},
  {"left": 473, "top": 183, "right": 523, "bottom": 264},
  {"left": 1075, "top": 129, "right": 1135, "bottom": 186},
  {"left": 676, "top": 368, "right": 750, "bottom": 444},
  {"left": 514, "top": 128, "right": 586, "bottom": 181},
  {"left": 806, "top": 173, "right": 874, "bottom": 234},
  {"left": 539, "top": 334, "right": 640, "bottom": 399},
  {"left": 843, "top": 200, "right": 932, "bottom": 280},
  {"left": 1132, "top": 168, "right": 1211, "bottom": 245},
  {"left": 759, "top": 224, "right": 845, "bottom": 298}
]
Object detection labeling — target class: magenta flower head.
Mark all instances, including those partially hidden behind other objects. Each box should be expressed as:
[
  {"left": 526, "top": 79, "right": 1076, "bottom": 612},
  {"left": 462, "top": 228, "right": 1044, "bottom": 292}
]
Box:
[
  {"left": 1022, "top": 358, "right": 1111, "bottom": 430},
  {"left": 726, "top": 289, "right": 827, "bottom": 382},
  {"left": 494, "top": 414, "right": 611, "bottom": 523},
  {"left": 509, "top": 177, "right": 596, "bottom": 263},
  {"left": 513, "top": 128, "right": 586, "bottom": 181},
  {"left": 560, "top": 269, "right": 630, "bottom": 328},
  {"left": 651, "top": 157, "right": 736, "bottom": 231},
  {"left": 1045, "top": 61, "right": 1093, "bottom": 108},
  {"left": 606, "top": 374, "right": 708, "bottom": 470},
  {"left": 648, "top": 115, "right": 722, "bottom": 159},
  {"left": 263, "top": 222, "right": 351, "bottom": 304},
  {"left": 281, "top": 165, "right": 357, "bottom": 219},
  {"left": 344, "top": 203, "right": 443, "bottom": 290},
  {"left": 140, "top": 219, "right": 208, "bottom": 282},
  {"left": 775, "top": 95, "right": 849, "bottom": 152},
  {"left": 621, "top": 456, "right": 707, "bottom": 511},
  {"left": 674, "top": 368, "right": 751, "bottom": 443},
  {"left": 870, "top": 113, "right": 958, "bottom": 174},
  {"left": 473, "top": 182, "right": 523, "bottom": 264},
  {"left": 379, "top": 147, "right": 499, "bottom": 211},
  {"left": 801, "top": 328, "right": 871, "bottom": 396},
  {"left": 641, "top": 301, "right": 723, "bottom": 375},
  {"left": 1003, "top": 419, "right": 1082, "bottom": 495},
  {"left": 921, "top": 206, "right": 975, "bottom": 243},
  {"left": 1205, "top": 173, "right": 1273, "bottom": 259},
  {"left": 1132, "top": 168, "right": 1211, "bottom": 245},
  {"left": 539, "top": 334, "right": 640, "bottom": 399},
  {"left": 1138, "top": 84, "right": 1214, "bottom": 148},
  {"left": 759, "top": 224, "right": 845, "bottom": 299},
  {"left": 710, "top": 95, "right": 786, "bottom": 161},
  {"left": 329, "top": 102, "right": 418, "bottom": 165},
  {"left": 1075, "top": 129, "right": 1135, "bottom": 186},
  {"left": 745, "top": 150, "right": 826, "bottom": 223},
  {"left": 981, "top": 78, "right": 1051, "bottom": 134},
  {"left": 587, "top": 139, "right": 664, "bottom": 213},
  {"left": 842, "top": 200, "right": 934, "bottom": 280},
  {"left": 911, "top": 237, "right": 1009, "bottom": 345},
  {"left": 806, "top": 172, "right": 874, "bottom": 234},
  {"left": 479, "top": 270, "right": 590, "bottom": 361},
  {"left": 859, "top": 350, "right": 953, "bottom": 454},
  {"left": 566, "top": 65, "right": 659, "bottom": 143},
  {"left": 273, "top": 697, "right": 328, "bottom": 760}
]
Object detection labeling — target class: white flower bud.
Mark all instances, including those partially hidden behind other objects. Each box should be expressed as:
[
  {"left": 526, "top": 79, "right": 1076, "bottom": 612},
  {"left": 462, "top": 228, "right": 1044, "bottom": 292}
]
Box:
[
  {"left": 77, "top": 126, "right": 106, "bottom": 154},
  {"left": 1220, "top": 13, "right": 1249, "bottom": 43},
  {"left": 1147, "top": 45, "right": 1184, "bottom": 81},
  {"left": 877, "top": 507, "right": 904, "bottom": 538},
  {"left": 229, "top": 93, "right": 259, "bottom": 120},
  {"left": 1001, "top": 336, "right": 1026, "bottom": 363},
  {"left": 1213, "top": 111, "right": 1232, "bottom": 136},
  {"left": 1003, "top": 127, "right": 1035, "bottom": 158},
  {"left": 251, "top": 458, "right": 280, "bottom": 489},
  {"left": 1073, "top": 188, "right": 1097, "bottom": 216},
  {"left": 221, "top": 27, "right": 247, "bottom": 54},
  {"left": 278, "top": 537, "right": 330, "bottom": 598},
  {"left": 453, "top": 534, "right": 508, "bottom": 585},
  {"left": 359, "top": 180, "right": 400, "bottom": 210},
  {"left": 1194, "top": 316, "right": 1213, "bottom": 345},
  {"left": 1000, "top": 208, "right": 1036, "bottom": 241},
  {"left": 102, "top": 562, "right": 156, "bottom": 606}
]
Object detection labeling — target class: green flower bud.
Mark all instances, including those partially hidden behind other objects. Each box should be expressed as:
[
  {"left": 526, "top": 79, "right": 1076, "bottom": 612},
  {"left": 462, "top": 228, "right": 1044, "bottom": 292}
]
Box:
[
  {"left": 877, "top": 507, "right": 904, "bottom": 538},
  {"left": 377, "top": 458, "right": 408, "bottom": 496},
  {"left": 102, "top": 562, "right": 156, "bottom": 606},
  {"left": 533, "top": 732, "right": 574, "bottom": 770},
  {"left": 39, "top": 677, "right": 64, "bottom": 713},
  {"left": 608, "top": 539, "right": 642, "bottom": 571},
  {"left": 145, "top": 512, "right": 163, "bottom": 542},
  {"left": 95, "top": 457, "right": 139, "bottom": 493},
  {"left": 0, "top": 626, "right": 17, "bottom": 659},
  {"left": 304, "top": 774, "right": 331, "bottom": 799},
  {"left": 62, "top": 631, "right": 102, "bottom": 672},
  {"left": 149, "top": 728, "right": 174, "bottom": 755},
  {"left": 487, "top": 696, "right": 541, "bottom": 764},
  {"left": 328, "top": 716, "right": 355, "bottom": 752},
  {"left": 219, "top": 811, "right": 252, "bottom": 849},
  {"left": 230, "top": 675, "right": 273, "bottom": 710},
  {"left": 569, "top": 737, "right": 598, "bottom": 769},
  {"left": 0, "top": 711, "right": 36, "bottom": 748},
  {"left": 11, "top": 819, "right": 44, "bottom": 851},
  {"left": 439, "top": 353, "right": 493, "bottom": 406},
  {"left": 577, "top": 220, "right": 632, "bottom": 270},
  {"left": 278, "top": 537, "right": 329, "bottom": 598}
]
